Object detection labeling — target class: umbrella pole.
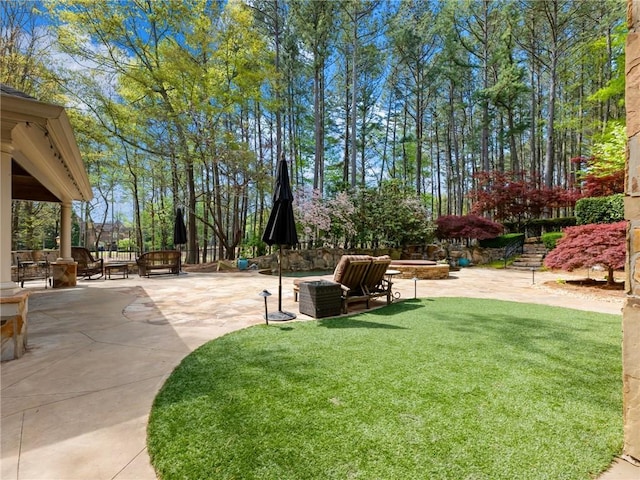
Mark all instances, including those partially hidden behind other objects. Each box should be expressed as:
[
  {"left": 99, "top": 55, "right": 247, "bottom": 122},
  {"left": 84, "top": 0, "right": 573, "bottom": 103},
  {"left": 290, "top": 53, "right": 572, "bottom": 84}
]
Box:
[
  {"left": 265, "top": 244, "right": 296, "bottom": 322},
  {"left": 278, "top": 244, "right": 283, "bottom": 312}
]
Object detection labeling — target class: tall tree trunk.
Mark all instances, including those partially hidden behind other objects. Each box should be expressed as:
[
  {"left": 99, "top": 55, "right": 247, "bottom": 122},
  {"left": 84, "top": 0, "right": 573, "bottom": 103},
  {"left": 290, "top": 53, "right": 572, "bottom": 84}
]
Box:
[
  {"left": 350, "top": 32, "right": 358, "bottom": 189},
  {"left": 313, "top": 56, "right": 323, "bottom": 192},
  {"left": 343, "top": 56, "right": 350, "bottom": 186},
  {"left": 274, "top": 0, "right": 284, "bottom": 164},
  {"left": 445, "top": 122, "right": 453, "bottom": 215},
  {"left": 402, "top": 101, "right": 409, "bottom": 186},
  {"left": 508, "top": 108, "right": 519, "bottom": 171},
  {"left": 434, "top": 113, "right": 442, "bottom": 217},
  {"left": 544, "top": 49, "right": 558, "bottom": 188},
  {"left": 415, "top": 69, "right": 423, "bottom": 195},
  {"left": 480, "top": 0, "right": 490, "bottom": 172},
  {"left": 380, "top": 81, "right": 394, "bottom": 185}
]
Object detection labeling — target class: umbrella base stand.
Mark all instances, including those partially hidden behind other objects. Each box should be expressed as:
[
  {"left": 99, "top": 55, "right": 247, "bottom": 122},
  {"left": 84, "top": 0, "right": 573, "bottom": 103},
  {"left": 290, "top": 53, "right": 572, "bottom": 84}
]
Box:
[{"left": 267, "top": 310, "right": 297, "bottom": 321}]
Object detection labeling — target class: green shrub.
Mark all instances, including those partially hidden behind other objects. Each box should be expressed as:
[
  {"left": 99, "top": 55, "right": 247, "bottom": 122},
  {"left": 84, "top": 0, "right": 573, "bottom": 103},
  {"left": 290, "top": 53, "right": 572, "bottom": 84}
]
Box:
[
  {"left": 575, "top": 194, "right": 624, "bottom": 225},
  {"left": 504, "top": 217, "right": 576, "bottom": 235},
  {"left": 528, "top": 217, "right": 577, "bottom": 230},
  {"left": 479, "top": 233, "right": 524, "bottom": 248},
  {"left": 541, "top": 232, "right": 564, "bottom": 250}
]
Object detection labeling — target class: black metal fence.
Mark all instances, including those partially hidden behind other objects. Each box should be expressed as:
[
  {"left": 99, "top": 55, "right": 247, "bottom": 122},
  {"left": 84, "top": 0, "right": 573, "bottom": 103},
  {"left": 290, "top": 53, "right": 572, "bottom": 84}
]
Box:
[{"left": 91, "top": 246, "right": 222, "bottom": 264}]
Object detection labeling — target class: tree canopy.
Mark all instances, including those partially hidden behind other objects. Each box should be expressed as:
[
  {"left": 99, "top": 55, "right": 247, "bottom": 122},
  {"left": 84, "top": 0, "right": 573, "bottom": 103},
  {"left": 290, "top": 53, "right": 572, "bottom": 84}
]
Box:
[{"left": 2, "top": 0, "right": 626, "bottom": 259}]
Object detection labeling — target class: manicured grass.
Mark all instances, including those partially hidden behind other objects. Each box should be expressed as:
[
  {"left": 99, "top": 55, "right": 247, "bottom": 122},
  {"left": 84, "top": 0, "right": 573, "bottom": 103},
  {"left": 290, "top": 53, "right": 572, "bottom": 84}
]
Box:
[{"left": 148, "top": 298, "right": 622, "bottom": 480}]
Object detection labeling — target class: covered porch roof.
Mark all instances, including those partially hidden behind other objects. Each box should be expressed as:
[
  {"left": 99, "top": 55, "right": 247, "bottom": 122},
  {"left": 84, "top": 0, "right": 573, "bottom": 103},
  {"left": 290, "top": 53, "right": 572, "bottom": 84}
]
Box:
[{"left": 1, "top": 84, "right": 93, "bottom": 204}]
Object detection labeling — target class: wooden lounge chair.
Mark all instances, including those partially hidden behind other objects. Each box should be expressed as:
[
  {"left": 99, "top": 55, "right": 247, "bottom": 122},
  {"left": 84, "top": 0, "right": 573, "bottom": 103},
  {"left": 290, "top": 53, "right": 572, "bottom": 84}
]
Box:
[
  {"left": 333, "top": 256, "right": 372, "bottom": 313},
  {"left": 361, "top": 255, "right": 393, "bottom": 308},
  {"left": 294, "top": 254, "right": 373, "bottom": 314},
  {"left": 71, "top": 247, "right": 104, "bottom": 279}
]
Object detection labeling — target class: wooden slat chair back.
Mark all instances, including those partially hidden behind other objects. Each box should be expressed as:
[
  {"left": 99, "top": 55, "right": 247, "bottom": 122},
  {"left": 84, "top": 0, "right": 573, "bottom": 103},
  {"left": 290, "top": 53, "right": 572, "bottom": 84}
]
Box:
[
  {"left": 362, "top": 256, "right": 392, "bottom": 307},
  {"left": 332, "top": 255, "right": 372, "bottom": 313},
  {"left": 136, "top": 250, "right": 181, "bottom": 277},
  {"left": 71, "top": 247, "right": 104, "bottom": 279}
]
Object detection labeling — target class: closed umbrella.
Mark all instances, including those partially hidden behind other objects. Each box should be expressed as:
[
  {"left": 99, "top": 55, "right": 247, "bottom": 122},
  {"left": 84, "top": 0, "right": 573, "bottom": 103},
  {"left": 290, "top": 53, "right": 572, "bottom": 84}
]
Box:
[
  {"left": 174, "top": 208, "right": 187, "bottom": 272},
  {"left": 262, "top": 158, "right": 298, "bottom": 321}
]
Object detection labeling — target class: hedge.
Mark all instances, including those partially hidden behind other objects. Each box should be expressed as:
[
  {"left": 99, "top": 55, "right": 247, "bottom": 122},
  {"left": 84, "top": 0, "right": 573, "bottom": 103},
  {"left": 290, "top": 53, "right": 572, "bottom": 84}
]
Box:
[
  {"left": 479, "top": 233, "right": 525, "bottom": 249},
  {"left": 575, "top": 194, "right": 624, "bottom": 225},
  {"left": 503, "top": 217, "right": 576, "bottom": 233}
]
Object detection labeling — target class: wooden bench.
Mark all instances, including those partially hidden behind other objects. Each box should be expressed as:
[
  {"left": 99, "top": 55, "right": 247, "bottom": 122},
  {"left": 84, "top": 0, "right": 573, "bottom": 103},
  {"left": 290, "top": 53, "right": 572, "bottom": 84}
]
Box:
[{"left": 136, "top": 250, "right": 181, "bottom": 277}]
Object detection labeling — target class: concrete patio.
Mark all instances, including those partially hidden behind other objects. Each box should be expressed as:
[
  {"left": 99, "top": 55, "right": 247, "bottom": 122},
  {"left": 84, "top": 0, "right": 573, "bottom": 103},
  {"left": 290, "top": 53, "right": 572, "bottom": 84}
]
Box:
[{"left": 1, "top": 267, "right": 637, "bottom": 479}]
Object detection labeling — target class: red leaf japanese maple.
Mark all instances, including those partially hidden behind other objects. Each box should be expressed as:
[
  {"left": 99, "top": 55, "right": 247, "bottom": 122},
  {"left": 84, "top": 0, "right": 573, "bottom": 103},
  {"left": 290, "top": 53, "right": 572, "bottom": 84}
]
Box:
[
  {"left": 436, "top": 215, "right": 503, "bottom": 241},
  {"left": 470, "top": 170, "right": 578, "bottom": 224},
  {"left": 543, "top": 221, "right": 626, "bottom": 284}
]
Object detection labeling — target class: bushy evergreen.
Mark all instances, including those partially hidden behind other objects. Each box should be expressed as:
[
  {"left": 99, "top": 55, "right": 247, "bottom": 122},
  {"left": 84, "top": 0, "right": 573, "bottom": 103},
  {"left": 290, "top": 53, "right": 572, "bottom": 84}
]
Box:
[
  {"left": 541, "top": 232, "right": 564, "bottom": 250},
  {"left": 575, "top": 194, "right": 624, "bottom": 225}
]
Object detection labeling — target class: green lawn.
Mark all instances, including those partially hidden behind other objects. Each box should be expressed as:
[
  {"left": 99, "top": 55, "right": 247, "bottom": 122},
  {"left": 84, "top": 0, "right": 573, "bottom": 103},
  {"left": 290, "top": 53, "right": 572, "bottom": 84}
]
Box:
[{"left": 147, "top": 298, "right": 622, "bottom": 480}]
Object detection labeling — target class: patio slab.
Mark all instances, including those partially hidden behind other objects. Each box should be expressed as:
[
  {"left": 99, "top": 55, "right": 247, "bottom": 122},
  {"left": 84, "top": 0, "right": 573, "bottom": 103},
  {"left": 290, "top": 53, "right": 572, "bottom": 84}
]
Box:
[{"left": 0, "top": 268, "right": 636, "bottom": 479}]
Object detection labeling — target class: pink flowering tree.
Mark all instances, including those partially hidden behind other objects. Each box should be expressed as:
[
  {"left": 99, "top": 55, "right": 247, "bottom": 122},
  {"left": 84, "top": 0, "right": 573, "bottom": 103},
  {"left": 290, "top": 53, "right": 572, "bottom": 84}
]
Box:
[
  {"left": 294, "top": 188, "right": 330, "bottom": 246},
  {"left": 294, "top": 189, "right": 356, "bottom": 247},
  {"left": 326, "top": 192, "right": 357, "bottom": 243},
  {"left": 295, "top": 182, "right": 432, "bottom": 248},
  {"left": 543, "top": 221, "right": 626, "bottom": 285}
]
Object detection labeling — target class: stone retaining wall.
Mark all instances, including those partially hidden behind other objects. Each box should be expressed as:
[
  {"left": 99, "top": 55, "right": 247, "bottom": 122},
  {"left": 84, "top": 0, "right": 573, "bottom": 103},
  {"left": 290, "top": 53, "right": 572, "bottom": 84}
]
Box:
[
  {"left": 248, "top": 245, "right": 505, "bottom": 274},
  {"left": 250, "top": 248, "right": 404, "bottom": 273}
]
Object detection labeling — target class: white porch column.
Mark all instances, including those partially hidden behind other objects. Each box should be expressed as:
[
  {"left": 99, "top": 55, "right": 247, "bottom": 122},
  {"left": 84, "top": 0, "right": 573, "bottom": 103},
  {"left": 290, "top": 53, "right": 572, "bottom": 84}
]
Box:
[
  {"left": 51, "top": 201, "right": 77, "bottom": 288},
  {"left": 0, "top": 151, "right": 18, "bottom": 293},
  {"left": 58, "top": 201, "right": 73, "bottom": 261}
]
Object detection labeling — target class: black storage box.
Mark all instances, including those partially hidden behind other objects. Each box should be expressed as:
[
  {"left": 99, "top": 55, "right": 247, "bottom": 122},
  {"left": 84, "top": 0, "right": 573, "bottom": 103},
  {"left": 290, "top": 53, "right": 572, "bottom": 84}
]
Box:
[{"left": 298, "top": 280, "right": 342, "bottom": 318}]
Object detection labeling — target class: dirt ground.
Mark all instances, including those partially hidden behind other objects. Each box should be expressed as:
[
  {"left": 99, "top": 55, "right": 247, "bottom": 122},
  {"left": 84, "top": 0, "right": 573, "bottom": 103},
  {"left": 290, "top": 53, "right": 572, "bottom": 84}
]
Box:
[{"left": 542, "top": 268, "right": 625, "bottom": 300}]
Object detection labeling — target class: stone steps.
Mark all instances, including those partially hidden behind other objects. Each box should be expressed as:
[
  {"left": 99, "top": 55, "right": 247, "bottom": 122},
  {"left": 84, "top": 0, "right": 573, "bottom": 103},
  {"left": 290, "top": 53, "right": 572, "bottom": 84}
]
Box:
[{"left": 508, "top": 242, "right": 547, "bottom": 270}]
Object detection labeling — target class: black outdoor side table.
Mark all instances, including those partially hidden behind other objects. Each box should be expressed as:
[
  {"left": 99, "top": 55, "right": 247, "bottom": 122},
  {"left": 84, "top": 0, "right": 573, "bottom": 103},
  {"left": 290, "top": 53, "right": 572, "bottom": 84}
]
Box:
[{"left": 298, "top": 280, "right": 342, "bottom": 318}]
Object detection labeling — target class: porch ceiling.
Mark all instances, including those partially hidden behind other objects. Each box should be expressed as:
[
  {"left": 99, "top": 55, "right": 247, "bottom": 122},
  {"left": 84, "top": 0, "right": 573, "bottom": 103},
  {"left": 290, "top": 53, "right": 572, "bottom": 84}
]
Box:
[
  {"left": 11, "top": 160, "right": 60, "bottom": 202},
  {"left": 1, "top": 84, "right": 93, "bottom": 203}
]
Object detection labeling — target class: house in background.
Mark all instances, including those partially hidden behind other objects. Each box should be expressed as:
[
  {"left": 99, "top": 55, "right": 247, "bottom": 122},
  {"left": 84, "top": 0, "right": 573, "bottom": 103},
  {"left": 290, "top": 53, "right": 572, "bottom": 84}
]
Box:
[{"left": 81, "top": 220, "right": 129, "bottom": 251}]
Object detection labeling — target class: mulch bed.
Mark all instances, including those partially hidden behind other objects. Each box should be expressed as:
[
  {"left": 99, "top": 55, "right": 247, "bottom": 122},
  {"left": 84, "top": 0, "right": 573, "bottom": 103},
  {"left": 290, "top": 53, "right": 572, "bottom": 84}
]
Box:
[{"left": 542, "top": 268, "right": 625, "bottom": 300}]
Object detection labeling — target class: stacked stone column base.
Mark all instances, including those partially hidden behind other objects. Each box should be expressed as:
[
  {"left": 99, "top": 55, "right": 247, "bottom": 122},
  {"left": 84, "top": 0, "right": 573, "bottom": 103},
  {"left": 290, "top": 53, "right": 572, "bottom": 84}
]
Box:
[
  {"left": 0, "top": 292, "right": 29, "bottom": 361},
  {"left": 51, "top": 261, "right": 77, "bottom": 288}
]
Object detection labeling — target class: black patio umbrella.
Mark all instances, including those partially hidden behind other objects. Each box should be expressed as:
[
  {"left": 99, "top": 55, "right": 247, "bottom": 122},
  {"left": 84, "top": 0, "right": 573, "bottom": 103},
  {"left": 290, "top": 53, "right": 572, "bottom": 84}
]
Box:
[
  {"left": 262, "top": 158, "right": 298, "bottom": 321},
  {"left": 173, "top": 208, "right": 187, "bottom": 272}
]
